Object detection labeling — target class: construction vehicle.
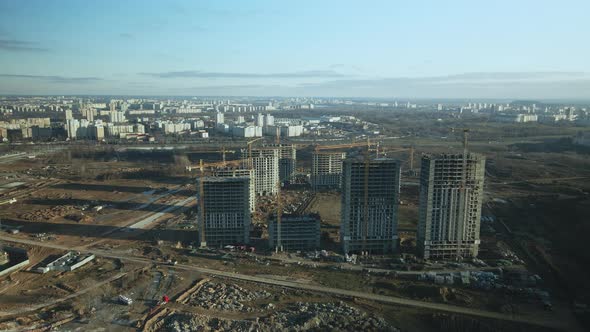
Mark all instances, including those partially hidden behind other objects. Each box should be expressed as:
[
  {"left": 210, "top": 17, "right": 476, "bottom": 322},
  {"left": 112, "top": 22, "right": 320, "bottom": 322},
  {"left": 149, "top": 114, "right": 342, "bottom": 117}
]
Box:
[
  {"left": 158, "top": 295, "right": 170, "bottom": 305},
  {"left": 117, "top": 295, "right": 133, "bottom": 305}
]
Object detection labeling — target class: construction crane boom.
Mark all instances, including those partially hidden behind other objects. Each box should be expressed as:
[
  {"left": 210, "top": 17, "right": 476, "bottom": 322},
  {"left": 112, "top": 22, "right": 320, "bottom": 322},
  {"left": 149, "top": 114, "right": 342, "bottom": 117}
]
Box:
[
  {"left": 314, "top": 141, "right": 376, "bottom": 152},
  {"left": 247, "top": 137, "right": 264, "bottom": 168}
]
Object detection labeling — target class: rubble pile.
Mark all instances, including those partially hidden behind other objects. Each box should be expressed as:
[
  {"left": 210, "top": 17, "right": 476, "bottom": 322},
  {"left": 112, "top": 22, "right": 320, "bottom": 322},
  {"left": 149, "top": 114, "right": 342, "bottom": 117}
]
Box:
[
  {"left": 162, "top": 301, "right": 397, "bottom": 332},
  {"left": 188, "top": 281, "right": 272, "bottom": 312},
  {"left": 163, "top": 314, "right": 256, "bottom": 332},
  {"left": 263, "top": 301, "right": 395, "bottom": 332}
]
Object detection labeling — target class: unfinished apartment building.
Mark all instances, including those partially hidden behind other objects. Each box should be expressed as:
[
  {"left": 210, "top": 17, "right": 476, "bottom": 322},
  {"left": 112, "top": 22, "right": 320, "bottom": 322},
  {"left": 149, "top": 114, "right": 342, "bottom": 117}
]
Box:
[
  {"left": 213, "top": 168, "right": 256, "bottom": 212},
  {"left": 341, "top": 158, "right": 400, "bottom": 254},
  {"left": 197, "top": 176, "right": 252, "bottom": 247},
  {"left": 264, "top": 144, "right": 297, "bottom": 183},
  {"left": 278, "top": 145, "right": 296, "bottom": 183},
  {"left": 243, "top": 148, "right": 279, "bottom": 196},
  {"left": 417, "top": 153, "right": 486, "bottom": 260},
  {"left": 268, "top": 214, "right": 320, "bottom": 251},
  {"left": 311, "top": 152, "right": 346, "bottom": 190}
]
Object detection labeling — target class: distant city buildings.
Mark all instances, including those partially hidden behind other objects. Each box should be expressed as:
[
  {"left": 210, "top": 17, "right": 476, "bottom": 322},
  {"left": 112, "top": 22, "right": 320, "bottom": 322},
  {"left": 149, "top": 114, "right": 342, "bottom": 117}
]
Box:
[
  {"left": 1, "top": 96, "right": 588, "bottom": 148},
  {"left": 495, "top": 114, "right": 538, "bottom": 123},
  {"left": 231, "top": 125, "right": 262, "bottom": 138},
  {"left": 216, "top": 112, "right": 225, "bottom": 124},
  {"left": 109, "top": 111, "right": 126, "bottom": 123}
]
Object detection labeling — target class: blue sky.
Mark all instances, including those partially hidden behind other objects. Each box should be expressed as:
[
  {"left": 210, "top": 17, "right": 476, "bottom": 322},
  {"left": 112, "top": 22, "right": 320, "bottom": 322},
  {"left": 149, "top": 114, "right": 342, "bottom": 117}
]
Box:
[{"left": 1, "top": 0, "right": 589, "bottom": 98}]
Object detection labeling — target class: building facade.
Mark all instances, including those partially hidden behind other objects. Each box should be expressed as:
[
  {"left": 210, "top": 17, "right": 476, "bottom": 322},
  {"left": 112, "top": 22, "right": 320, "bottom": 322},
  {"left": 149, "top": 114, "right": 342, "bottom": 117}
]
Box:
[
  {"left": 417, "top": 153, "right": 486, "bottom": 260},
  {"left": 268, "top": 215, "right": 320, "bottom": 251},
  {"left": 197, "top": 176, "right": 252, "bottom": 247},
  {"left": 311, "top": 152, "right": 346, "bottom": 190},
  {"left": 266, "top": 144, "right": 297, "bottom": 183},
  {"left": 213, "top": 168, "right": 256, "bottom": 212},
  {"left": 248, "top": 148, "right": 279, "bottom": 195},
  {"left": 341, "top": 158, "right": 400, "bottom": 254}
]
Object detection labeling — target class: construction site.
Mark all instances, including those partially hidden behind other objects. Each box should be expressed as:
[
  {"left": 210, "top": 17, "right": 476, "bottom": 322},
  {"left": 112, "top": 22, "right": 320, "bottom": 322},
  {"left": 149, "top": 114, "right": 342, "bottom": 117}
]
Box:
[{"left": 0, "top": 113, "right": 589, "bottom": 331}]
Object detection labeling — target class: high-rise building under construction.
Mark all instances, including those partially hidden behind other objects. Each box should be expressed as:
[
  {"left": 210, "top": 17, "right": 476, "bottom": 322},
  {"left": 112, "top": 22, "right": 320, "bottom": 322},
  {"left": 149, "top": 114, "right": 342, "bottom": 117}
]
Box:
[
  {"left": 417, "top": 153, "right": 485, "bottom": 260},
  {"left": 265, "top": 144, "right": 297, "bottom": 183},
  {"left": 247, "top": 148, "right": 279, "bottom": 196},
  {"left": 213, "top": 168, "right": 256, "bottom": 212},
  {"left": 197, "top": 176, "right": 251, "bottom": 248},
  {"left": 311, "top": 152, "right": 346, "bottom": 190},
  {"left": 341, "top": 158, "right": 400, "bottom": 254}
]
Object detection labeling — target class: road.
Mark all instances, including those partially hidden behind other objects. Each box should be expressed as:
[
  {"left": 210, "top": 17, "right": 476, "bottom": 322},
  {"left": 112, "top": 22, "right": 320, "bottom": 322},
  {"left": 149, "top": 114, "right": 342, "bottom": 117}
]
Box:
[
  {"left": 0, "top": 234, "right": 572, "bottom": 330},
  {"left": 128, "top": 196, "right": 194, "bottom": 229},
  {"left": 0, "top": 152, "right": 28, "bottom": 164}
]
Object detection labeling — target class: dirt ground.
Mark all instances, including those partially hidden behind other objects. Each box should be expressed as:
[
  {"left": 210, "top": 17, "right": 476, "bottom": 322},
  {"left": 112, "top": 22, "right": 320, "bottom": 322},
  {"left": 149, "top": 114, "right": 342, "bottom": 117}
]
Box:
[
  {"left": 1, "top": 135, "right": 589, "bottom": 330},
  {"left": 306, "top": 192, "right": 341, "bottom": 226}
]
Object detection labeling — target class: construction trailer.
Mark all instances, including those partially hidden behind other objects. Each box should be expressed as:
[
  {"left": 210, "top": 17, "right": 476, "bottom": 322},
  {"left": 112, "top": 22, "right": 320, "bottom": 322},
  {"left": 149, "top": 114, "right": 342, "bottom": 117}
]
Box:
[
  {"left": 268, "top": 214, "right": 320, "bottom": 251},
  {"left": 341, "top": 158, "right": 401, "bottom": 254},
  {"left": 417, "top": 153, "right": 486, "bottom": 260},
  {"left": 197, "top": 176, "right": 252, "bottom": 248}
]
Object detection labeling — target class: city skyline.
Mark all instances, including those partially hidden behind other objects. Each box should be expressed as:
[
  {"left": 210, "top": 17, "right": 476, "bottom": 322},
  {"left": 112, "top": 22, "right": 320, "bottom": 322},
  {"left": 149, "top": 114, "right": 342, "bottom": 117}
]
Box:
[{"left": 1, "top": 0, "right": 590, "bottom": 98}]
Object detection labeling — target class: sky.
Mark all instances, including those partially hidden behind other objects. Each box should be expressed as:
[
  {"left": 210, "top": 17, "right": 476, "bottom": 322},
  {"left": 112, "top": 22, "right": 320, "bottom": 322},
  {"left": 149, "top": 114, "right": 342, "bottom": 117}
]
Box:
[{"left": 1, "top": 0, "right": 590, "bottom": 99}]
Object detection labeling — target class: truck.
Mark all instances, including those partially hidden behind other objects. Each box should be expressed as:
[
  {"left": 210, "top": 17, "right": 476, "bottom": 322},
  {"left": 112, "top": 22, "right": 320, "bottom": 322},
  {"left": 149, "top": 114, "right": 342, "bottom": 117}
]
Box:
[{"left": 118, "top": 295, "right": 133, "bottom": 305}]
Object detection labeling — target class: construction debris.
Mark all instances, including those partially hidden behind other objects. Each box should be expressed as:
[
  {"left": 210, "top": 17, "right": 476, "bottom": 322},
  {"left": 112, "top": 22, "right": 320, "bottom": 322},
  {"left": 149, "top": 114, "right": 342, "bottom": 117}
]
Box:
[
  {"left": 20, "top": 205, "right": 80, "bottom": 221},
  {"left": 162, "top": 301, "right": 397, "bottom": 332},
  {"left": 187, "top": 281, "right": 271, "bottom": 312}
]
